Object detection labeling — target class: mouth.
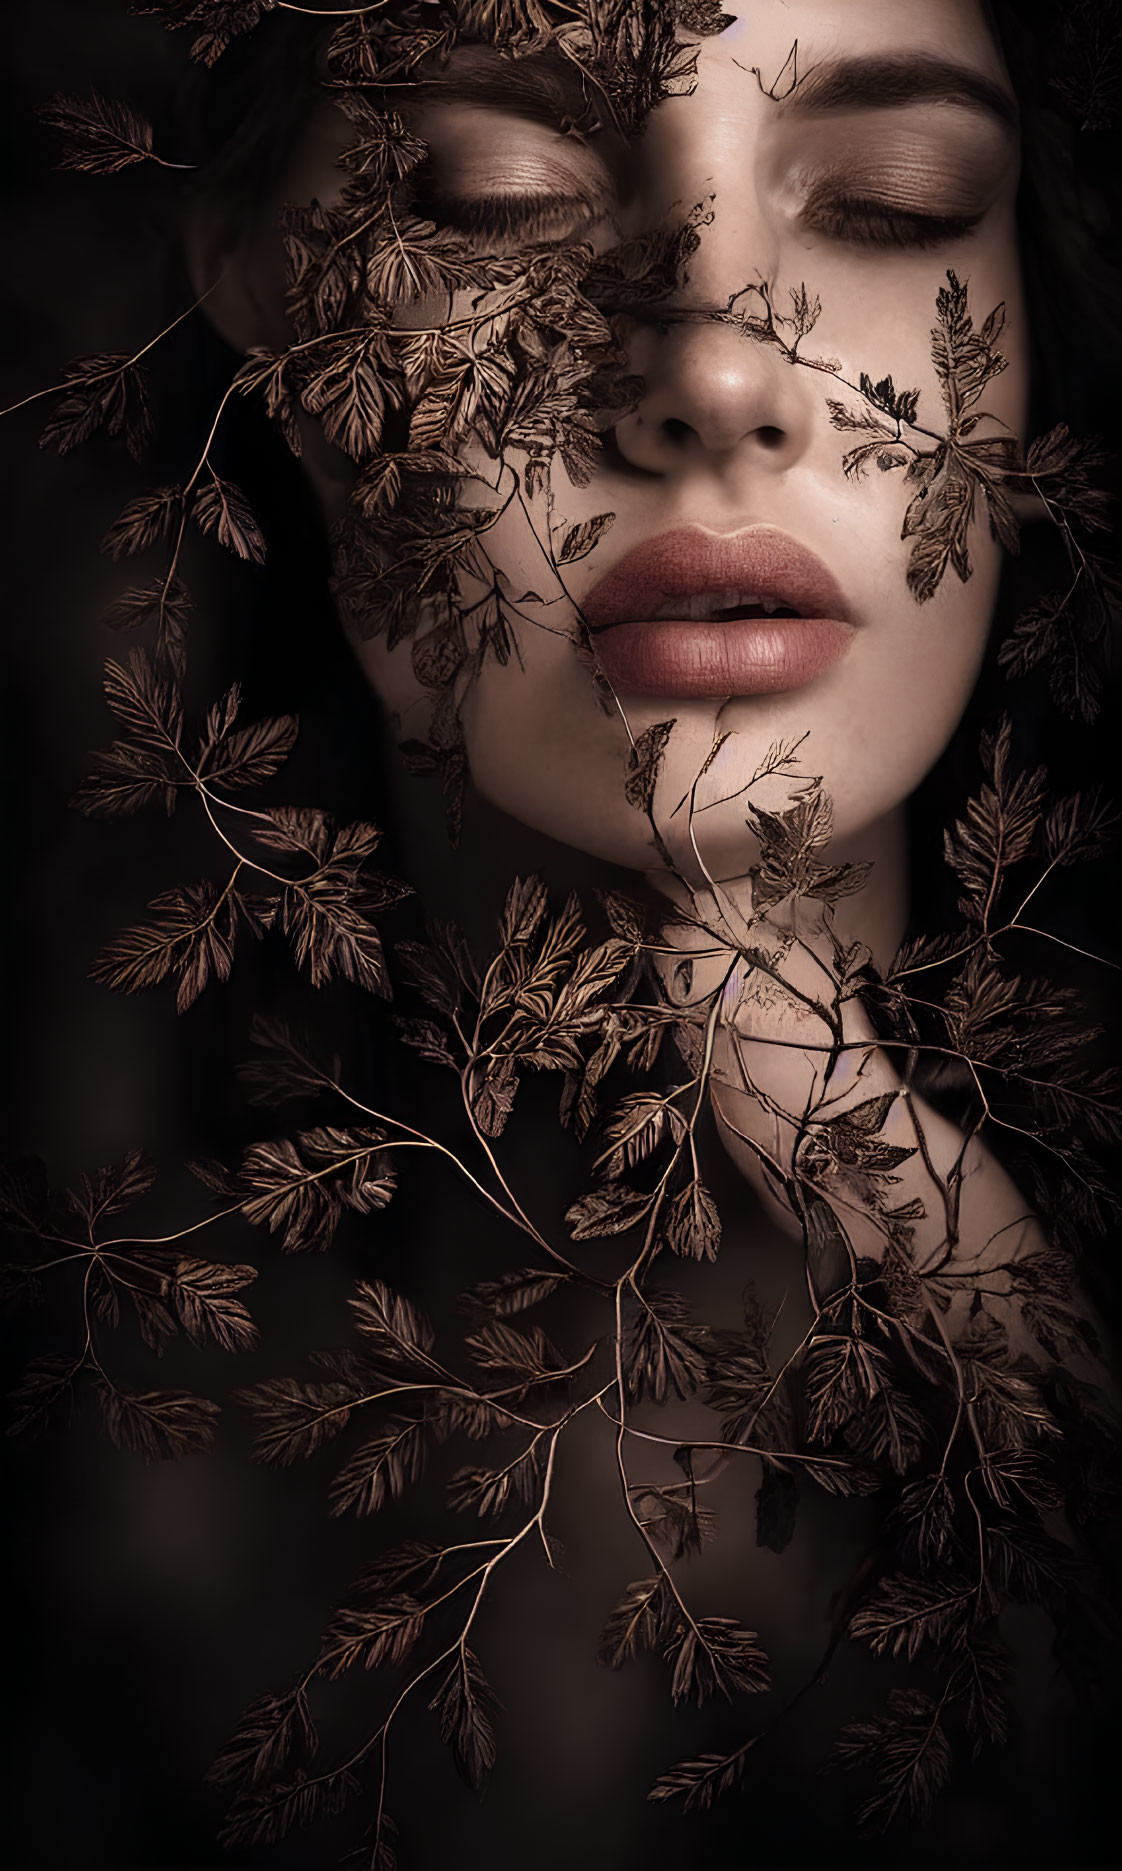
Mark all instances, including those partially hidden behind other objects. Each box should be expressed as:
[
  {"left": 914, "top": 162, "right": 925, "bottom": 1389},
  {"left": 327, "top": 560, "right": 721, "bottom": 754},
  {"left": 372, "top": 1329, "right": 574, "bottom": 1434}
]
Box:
[{"left": 581, "top": 525, "right": 856, "bottom": 699}]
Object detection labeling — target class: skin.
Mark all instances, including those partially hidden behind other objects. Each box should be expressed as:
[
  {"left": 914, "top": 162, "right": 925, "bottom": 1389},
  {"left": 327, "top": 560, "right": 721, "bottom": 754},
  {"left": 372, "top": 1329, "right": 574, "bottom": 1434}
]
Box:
[{"left": 191, "top": 0, "right": 1051, "bottom": 1289}]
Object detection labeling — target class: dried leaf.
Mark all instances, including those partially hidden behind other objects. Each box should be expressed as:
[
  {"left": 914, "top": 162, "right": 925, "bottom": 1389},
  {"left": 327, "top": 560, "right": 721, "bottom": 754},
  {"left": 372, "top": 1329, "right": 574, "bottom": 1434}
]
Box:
[
  {"left": 237, "top": 1127, "right": 396, "bottom": 1253},
  {"left": 624, "top": 720, "right": 676, "bottom": 813},
  {"left": 208, "top": 1690, "right": 317, "bottom": 1792},
  {"left": 39, "top": 91, "right": 158, "bottom": 173},
  {"left": 428, "top": 1648, "right": 498, "bottom": 1792},
  {"left": 193, "top": 474, "right": 267, "bottom": 563},
  {"left": 558, "top": 510, "right": 615, "bottom": 563},
  {"left": 93, "top": 1379, "right": 219, "bottom": 1460},
  {"left": 330, "top": 1417, "right": 429, "bottom": 1516}
]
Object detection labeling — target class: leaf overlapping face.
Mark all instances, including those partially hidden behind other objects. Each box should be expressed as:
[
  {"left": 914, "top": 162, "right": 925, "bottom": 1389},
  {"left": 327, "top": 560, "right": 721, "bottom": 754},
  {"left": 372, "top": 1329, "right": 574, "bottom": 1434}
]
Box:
[{"left": 17, "top": 2, "right": 1122, "bottom": 1864}]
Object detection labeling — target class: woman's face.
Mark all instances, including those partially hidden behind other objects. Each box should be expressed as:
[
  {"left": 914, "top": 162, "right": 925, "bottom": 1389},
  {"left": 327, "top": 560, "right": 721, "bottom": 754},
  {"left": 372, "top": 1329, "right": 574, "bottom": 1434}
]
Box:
[{"left": 302, "top": 0, "right": 1026, "bottom": 877}]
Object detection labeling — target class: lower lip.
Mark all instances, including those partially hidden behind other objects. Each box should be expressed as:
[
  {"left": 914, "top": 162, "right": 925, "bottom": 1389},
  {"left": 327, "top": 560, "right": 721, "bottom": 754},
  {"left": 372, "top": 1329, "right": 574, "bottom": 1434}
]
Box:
[{"left": 591, "top": 616, "right": 854, "bottom": 699}]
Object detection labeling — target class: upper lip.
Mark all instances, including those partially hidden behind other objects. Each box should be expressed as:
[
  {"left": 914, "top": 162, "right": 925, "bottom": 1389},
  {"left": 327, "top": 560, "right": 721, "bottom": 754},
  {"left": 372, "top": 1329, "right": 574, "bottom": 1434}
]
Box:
[{"left": 581, "top": 525, "right": 853, "bottom": 629}]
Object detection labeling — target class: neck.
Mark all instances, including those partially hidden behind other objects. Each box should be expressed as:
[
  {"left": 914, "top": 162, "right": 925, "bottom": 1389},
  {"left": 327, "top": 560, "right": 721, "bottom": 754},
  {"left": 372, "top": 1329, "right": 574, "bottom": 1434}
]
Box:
[{"left": 645, "top": 804, "right": 911, "bottom": 977}]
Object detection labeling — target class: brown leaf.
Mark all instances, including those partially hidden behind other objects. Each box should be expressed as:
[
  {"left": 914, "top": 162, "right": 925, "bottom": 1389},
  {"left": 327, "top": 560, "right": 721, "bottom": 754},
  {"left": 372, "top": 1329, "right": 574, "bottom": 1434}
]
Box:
[
  {"left": 624, "top": 720, "right": 676, "bottom": 812},
  {"left": 464, "top": 1318, "right": 565, "bottom": 1385},
  {"left": 239, "top": 1017, "right": 340, "bottom": 1106},
  {"left": 198, "top": 702, "right": 299, "bottom": 791},
  {"left": 39, "top": 91, "right": 157, "bottom": 173},
  {"left": 102, "top": 486, "right": 182, "bottom": 559},
  {"left": 90, "top": 879, "right": 245, "bottom": 1011},
  {"left": 39, "top": 352, "right": 152, "bottom": 458},
  {"left": 832, "top": 1689, "right": 953, "bottom": 1832},
  {"left": 558, "top": 511, "right": 615, "bottom": 563},
  {"left": 207, "top": 1690, "right": 317, "bottom": 1793},
  {"left": 193, "top": 474, "right": 266, "bottom": 563},
  {"left": 942, "top": 716, "right": 1045, "bottom": 918},
  {"left": 428, "top": 1647, "right": 498, "bottom": 1792},
  {"left": 93, "top": 1379, "right": 220, "bottom": 1460},
  {"left": 624, "top": 1289, "right": 708, "bottom": 1403},
  {"left": 317, "top": 1598, "right": 426, "bottom": 1676},
  {"left": 665, "top": 1617, "right": 770, "bottom": 1705},
  {"left": 330, "top": 1417, "right": 428, "bottom": 1516},
  {"left": 238, "top": 1374, "right": 360, "bottom": 1466},
  {"left": 459, "top": 1268, "right": 565, "bottom": 1320},
  {"left": 300, "top": 335, "right": 387, "bottom": 459},
  {"left": 470, "top": 1056, "right": 518, "bottom": 1138},
  {"left": 598, "top": 1576, "right": 672, "bottom": 1669},
  {"left": 348, "top": 1278, "right": 435, "bottom": 1373},
  {"left": 7, "top": 1354, "right": 79, "bottom": 1438},
  {"left": 664, "top": 1178, "right": 721, "bottom": 1261},
  {"left": 566, "top": 1182, "right": 651, "bottom": 1240},
  {"left": 170, "top": 1258, "right": 258, "bottom": 1351},
  {"left": 237, "top": 1126, "right": 396, "bottom": 1253}
]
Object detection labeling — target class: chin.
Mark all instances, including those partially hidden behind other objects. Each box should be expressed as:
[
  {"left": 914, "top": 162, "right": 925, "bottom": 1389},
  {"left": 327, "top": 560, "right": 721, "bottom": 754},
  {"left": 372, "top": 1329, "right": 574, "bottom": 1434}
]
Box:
[
  {"left": 460, "top": 632, "right": 979, "bottom": 886},
  {"left": 463, "top": 700, "right": 912, "bottom": 882}
]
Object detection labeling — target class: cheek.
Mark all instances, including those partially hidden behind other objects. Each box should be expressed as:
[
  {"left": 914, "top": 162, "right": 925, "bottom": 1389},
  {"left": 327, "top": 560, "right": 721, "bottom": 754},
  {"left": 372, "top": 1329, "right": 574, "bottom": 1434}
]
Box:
[
  {"left": 792, "top": 555, "right": 999, "bottom": 844},
  {"left": 342, "top": 225, "right": 1027, "bottom": 872},
  {"left": 459, "top": 621, "right": 658, "bottom": 866},
  {"left": 463, "top": 567, "right": 997, "bottom": 871},
  {"left": 349, "top": 457, "right": 1003, "bottom": 873}
]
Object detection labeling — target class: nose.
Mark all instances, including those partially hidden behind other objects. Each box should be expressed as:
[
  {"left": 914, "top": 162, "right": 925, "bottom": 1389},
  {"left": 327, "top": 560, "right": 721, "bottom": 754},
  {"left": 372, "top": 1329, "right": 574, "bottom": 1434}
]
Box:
[{"left": 611, "top": 306, "right": 815, "bottom": 475}]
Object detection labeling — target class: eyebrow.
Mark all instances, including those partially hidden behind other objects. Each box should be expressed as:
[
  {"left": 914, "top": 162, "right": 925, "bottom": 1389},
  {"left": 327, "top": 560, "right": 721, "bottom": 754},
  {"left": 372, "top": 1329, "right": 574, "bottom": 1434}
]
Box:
[
  {"left": 398, "top": 47, "right": 1020, "bottom": 143},
  {"left": 398, "top": 51, "right": 598, "bottom": 132},
  {"left": 780, "top": 53, "right": 1019, "bottom": 133}
]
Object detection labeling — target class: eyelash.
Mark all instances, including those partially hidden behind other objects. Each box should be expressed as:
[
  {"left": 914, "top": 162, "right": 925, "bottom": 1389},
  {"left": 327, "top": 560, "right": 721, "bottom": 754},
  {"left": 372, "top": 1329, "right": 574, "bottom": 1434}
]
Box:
[
  {"left": 804, "top": 197, "right": 984, "bottom": 251},
  {"left": 427, "top": 189, "right": 981, "bottom": 253},
  {"left": 428, "top": 190, "right": 606, "bottom": 245}
]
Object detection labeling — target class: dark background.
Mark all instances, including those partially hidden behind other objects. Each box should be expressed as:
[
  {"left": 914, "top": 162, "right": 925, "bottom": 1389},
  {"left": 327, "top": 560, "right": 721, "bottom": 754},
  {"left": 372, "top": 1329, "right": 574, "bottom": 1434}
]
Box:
[{"left": 3, "top": 5, "right": 1122, "bottom": 1869}]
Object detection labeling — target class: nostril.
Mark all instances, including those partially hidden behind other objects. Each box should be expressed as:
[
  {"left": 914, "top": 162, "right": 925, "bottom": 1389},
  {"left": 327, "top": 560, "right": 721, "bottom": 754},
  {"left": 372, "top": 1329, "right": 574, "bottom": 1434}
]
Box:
[
  {"left": 757, "top": 425, "right": 785, "bottom": 450},
  {"left": 661, "top": 417, "right": 694, "bottom": 446}
]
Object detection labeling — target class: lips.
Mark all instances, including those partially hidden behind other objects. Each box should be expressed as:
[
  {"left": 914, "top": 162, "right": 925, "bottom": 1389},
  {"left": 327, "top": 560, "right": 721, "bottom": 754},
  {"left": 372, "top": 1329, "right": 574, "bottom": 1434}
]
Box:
[{"left": 581, "top": 526, "right": 856, "bottom": 699}]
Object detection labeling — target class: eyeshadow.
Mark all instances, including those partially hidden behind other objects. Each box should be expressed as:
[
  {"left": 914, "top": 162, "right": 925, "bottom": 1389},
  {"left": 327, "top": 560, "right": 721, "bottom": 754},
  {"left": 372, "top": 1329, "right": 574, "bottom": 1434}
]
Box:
[
  {"left": 771, "top": 113, "right": 1016, "bottom": 224},
  {"left": 412, "top": 104, "right": 616, "bottom": 203}
]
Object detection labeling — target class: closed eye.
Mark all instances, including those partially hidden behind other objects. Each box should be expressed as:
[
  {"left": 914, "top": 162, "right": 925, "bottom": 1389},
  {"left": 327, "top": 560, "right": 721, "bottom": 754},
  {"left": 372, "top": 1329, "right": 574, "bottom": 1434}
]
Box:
[
  {"left": 803, "top": 195, "right": 985, "bottom": 250},
  {"left": 419, "top": 189, "right": 611, "bottom": 249}
]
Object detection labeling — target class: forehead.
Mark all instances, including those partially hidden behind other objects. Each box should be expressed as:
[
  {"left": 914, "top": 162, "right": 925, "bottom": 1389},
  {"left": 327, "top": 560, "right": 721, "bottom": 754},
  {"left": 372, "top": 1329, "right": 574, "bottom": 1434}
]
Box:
[
  {"left": 417, "top": 0, "right": 1013, "bottom": 138},
  {"left": 716, "top": 0, "right": 1001, "bottom": 68},
  {"left": 669, "top": 0, "right": 1015, "bottom": 144}
]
